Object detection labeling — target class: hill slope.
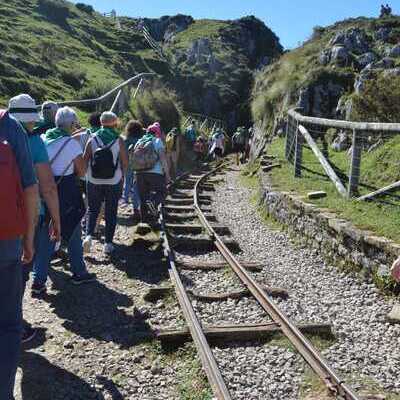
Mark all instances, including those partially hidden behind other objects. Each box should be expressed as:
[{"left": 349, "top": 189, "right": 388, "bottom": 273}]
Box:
[{"left": 0, "top": 0, "right": 282, "bottom": 127}]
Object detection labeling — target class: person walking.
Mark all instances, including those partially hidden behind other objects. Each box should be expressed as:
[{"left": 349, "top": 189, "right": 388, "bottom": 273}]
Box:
[
  {"left": 32, "top": 107, "right": 96, "bottom": 292},
  {"left": 0, "top": 109, "right": 38, "bottom": 400},
  {"left": 33, "top": 101, "right": 59, "bottom": 135},
  {"left": 83, "top": 112, "right": 128, "bottom": 255},
  {"left": 123, "top": 120, "right": 144, "bottom": 220},
  {"left": 132, "top": 126, "right": 171, "bottom": 224},
  {"left": 8, "top": 94, "right": 61, "bottom": 341},
  {"left": 165, "top": 127, "right": 181, "bottom": 179}
]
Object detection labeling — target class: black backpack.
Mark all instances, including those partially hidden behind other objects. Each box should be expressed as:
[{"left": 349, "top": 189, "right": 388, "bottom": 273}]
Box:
[{"left": 91, "top": 137, "right": 119, "bottom": 179}]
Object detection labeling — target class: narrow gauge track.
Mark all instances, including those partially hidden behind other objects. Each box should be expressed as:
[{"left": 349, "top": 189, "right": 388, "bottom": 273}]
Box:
[{"left": 159, "top": 163, "right": 361, "bottom": 400}]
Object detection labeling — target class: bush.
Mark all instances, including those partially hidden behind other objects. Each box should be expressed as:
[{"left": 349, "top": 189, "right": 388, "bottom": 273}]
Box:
[
  {"left": 352, "top": 75, "right": 400, "bottom": 123},
  {"left": 131, "top": 82, "right": 181, "bottom": 132},
  {"left": 60, "top": 68, "right": 87, "bottom": 90},
  {"left": 38, "top": 0, "right": 70, "bottom": 24},
  {"left": 75, "top": 3, "right": 94, "bottom": 14}
]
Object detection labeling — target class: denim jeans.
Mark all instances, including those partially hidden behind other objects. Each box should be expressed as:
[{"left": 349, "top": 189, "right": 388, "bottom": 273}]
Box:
[
  {"left": 123, "top": 170, "right": 141, "bottom": 210},
  {"left": 0, "top": 241, "right": 22, "bottom": 400},
  {"left": 86, "top": 181, "right": 122, "bottom": 243},
  {"left": 32, "top": 222, "right": 87, "bottom": 286}
]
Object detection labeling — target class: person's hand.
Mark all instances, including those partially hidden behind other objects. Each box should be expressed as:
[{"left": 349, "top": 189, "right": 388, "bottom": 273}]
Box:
[
  {"left": 22, "top": 234, "right": 34, "bottom": 264},
  {"left": 49, "top": 219, "right": 61, "bottom": 242}
]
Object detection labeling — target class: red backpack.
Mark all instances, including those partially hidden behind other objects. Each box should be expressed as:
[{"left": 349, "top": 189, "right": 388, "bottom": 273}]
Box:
[{"left": 0, "top": 110, "right": 27, "bottom": 240}]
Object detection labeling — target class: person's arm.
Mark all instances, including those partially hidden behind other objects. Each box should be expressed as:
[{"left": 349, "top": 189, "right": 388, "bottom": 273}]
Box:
[
  {"left": 83, "top": 138, "right": 93, "bottom": 168},
  {"left": 35, "top": 163, "right": 61, "bottom": 242},
  {"left": 119, "top": 137, "right": 128, "bottom": 176},
  {"left": 73, "top": 155, "right": 86, "bottom": 178},
  {"left": 22, "top": 184, "right": 39, "bottom": 264}
]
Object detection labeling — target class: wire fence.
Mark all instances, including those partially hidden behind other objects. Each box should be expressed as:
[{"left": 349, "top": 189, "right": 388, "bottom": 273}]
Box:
[{"left": 286, "top": 109, "right": 400, "bottom": 201}]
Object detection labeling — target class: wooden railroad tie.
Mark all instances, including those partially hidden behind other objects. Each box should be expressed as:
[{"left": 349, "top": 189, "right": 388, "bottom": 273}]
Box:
[
  {"left": 144, "top": 285, "right": 288, "bottom": 303},
  {"left": 165, "top": 198, "right": 212, "bottom": 206},
  {"left": 164, "top": 205, "right": 212, "bottom": 214},
  {"left": 166, "top": 213, "right": 218, "bottom": 223},
  {"left": 176, "top": 259, "right": 263, "bottom": 272},
  {"left": 170, "top": 235, "right": 240, "bottom": 253},
  {"left": 166, "top": 223, "right": 230, "bottom": 235},
  {"left": 168, "top": 193, "right": 212, "bottom": 201},
  {"left": 157, "top": 322, "right": 333, "bottom": 345}
]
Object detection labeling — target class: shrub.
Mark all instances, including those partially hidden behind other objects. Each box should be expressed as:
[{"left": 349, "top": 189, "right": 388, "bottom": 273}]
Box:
[
  {"left": 60, "top": 68, "right": 87, "bottom": 90},
  {"left": 352, "top": 75, "right": 400, "bottom": 123},
  {"left": 38, "top": 0, "right": 69, "bottom": 24},
  {"left": 75, "top": 3, "right": 94, "bottom": 14},
  {"left": 131, "top": 82, "right": 181, "bottom": 132},
  {"left": 37, "top": 39, "right": 64, "bottom": 67}
]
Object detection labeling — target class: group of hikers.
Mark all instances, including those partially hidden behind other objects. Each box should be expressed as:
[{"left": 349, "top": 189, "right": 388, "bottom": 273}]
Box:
[
  {"left": 0, "top": 91, "right": 253, "bottom": 399},
  {"left": 380, "top": 3, "right": 393, "bottom": 17}
]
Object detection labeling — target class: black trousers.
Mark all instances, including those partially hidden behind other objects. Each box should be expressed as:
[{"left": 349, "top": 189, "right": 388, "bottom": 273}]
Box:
[{"left": 136, "top": 173, "right": 167, "bottom": 222}]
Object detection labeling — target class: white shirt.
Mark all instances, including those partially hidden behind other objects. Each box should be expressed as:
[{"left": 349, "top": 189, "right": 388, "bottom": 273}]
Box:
[
  {"left": 87, "top": 135, "right": 122, "bottom": 185},
  {"left": 43, "top": 136, "right": 82, "bottom": 176}
]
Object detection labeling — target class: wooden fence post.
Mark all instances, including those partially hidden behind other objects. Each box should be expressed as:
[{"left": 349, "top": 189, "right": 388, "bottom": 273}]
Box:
[
  {"left": 285, "top": 116, "right": 292, "bottom": 161},
  {"left": 348, "top": 129, "right": 363, "bottom": 197},
  {"left": 294, "top": 125, "right": 303, "bottom": 177}
]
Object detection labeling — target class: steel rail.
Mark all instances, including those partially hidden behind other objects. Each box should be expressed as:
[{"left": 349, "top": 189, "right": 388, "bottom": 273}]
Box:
[
  {"left": 159, "top": 172, "right": 232, "bottom": 400},
  {"left": 193, "top": 164, "right": 361, "bottom": 400}
]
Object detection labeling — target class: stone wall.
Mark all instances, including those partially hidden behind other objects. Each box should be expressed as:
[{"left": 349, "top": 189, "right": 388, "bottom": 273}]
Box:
[{"left": 258, "top": 172, "right": 400, "bottom": 284}]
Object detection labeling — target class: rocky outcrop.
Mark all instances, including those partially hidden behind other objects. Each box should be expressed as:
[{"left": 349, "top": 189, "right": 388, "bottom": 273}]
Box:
[
  {"left": 297, "top": 82, "right": 345, "bottom": 118},
  {"left": 329, "top": 28, "right": 370, "bottom": 54},
  {"left": 141, "top": 15, "right": 194, "bottom": 41}
]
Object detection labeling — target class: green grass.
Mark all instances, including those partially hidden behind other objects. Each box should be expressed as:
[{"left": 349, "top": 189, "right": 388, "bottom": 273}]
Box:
[
  {"left": 267, "top": 137, "right": 400, "bottom": 243},
  {"left": 172, "top": 20, "right": 229, "bottom": 49}
]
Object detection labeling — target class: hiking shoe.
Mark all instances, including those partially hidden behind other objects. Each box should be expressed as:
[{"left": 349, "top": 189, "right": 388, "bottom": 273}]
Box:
[
  {"left": 21, "top": 326, "right": 36, "bottom": 344},
  {"left": 71, "top": 273, "right": 96, "bottom": 285},
  {"left": 31, "top": 282, "right": 46, "bottom": 295},
  {"left": 104, "top": 243, "right": 115, "bottom": 255},
  {"left": 83, "top": 236, "right": 92, "bottom": 254}
]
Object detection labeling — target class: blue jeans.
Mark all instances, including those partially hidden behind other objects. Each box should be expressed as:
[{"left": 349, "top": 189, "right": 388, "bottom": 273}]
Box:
[
  {"left": 32, "top": 222, "right": 87, "bottom": 286},
  {"left": 0, "top": 240, "right": 22, "bottom": 400},
  {"left": 86, "top": 182, "right": 122, "bottom": 243},
  {"left": 123, "top": 170, "right": 141, "bottom": 210}
]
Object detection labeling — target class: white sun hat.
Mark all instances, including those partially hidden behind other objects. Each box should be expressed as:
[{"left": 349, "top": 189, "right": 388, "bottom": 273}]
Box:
[{"left": 8, "top": 94, "right": 40, "bottom": 123}]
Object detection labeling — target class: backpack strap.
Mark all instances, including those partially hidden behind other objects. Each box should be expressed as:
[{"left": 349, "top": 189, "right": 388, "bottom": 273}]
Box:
[{"left": 50, "top": 138, "right": 72, "bottom": 166}]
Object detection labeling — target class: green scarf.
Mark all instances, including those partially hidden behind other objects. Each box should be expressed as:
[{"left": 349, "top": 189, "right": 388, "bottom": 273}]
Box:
[
  {"left": 43, "top": 127, "right": 70, "bottom": 145},
  {"left": 96, "top": 127, "right": 120, "bottom": 145}
]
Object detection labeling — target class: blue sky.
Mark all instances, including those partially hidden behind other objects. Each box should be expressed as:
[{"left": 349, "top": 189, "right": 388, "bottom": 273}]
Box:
[{"left": 72, "top": 1, "right": 400, "bottom": 48}]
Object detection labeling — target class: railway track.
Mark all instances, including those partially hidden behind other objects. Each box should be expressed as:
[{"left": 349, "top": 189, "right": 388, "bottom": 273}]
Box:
[{"left": 159, "top": 162, "right": 361, "bottom": 400}]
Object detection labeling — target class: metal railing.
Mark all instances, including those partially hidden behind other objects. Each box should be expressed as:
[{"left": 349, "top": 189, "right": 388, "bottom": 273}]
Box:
[{"left": 286, "top": 109, "right": 400, "bottom": 199}]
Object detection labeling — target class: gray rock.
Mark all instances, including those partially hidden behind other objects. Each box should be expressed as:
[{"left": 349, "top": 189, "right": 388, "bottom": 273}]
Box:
[
  {"left": 319, "top": 49, "right": 331, "bottom": 65},
  {"left": 186, "top": 38, "right": 213, "bottom": 65},
  {"left": 388, "top": 44, "right": 400, "bottom": 58},
  {"left": 375, "top": 27, "right": 391, "bottom": 42},
  {"left": 331, "top": 130, "right": 351, "bottom": 152},
  {"left": 329, "top": 28, "right": 370, "bottom": 54},
  {"left": 330, "top": 45, "right": 349, "bottom": 66},
  {"left": 357, "top": 52, "right": 376, "bottom": 69}
]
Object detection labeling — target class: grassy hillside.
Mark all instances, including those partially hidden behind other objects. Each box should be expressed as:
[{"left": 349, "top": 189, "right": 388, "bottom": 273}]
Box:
[
  {"left": 0, "top": 0, "right": 163, "bottom": 107},
  {"left": 0, "top": 0, "right": 282, "bottom": 128}
]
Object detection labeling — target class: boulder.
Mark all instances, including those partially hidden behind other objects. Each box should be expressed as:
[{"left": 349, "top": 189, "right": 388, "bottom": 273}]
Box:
[
  {"left": 388, "top": 44, "right": 400, "bottom": 58},
  {"left": 357, "top": 52, "right": 376, "bottom": 69},
  {"left": 374, "top": 57, "right": 395, "bottom": 69},
  {"left": 319, "top": 49, "right": 331, "bottom": 66},
  {"left": 375, "top": 27, "right": 391, "bottom": 42},
  {"left": 329, "top": 28, "right": 370, "bottom": 54},
  {"left": 330, "top": 45, "right": 349, "bottom": 66},
  {"left": 336, "top": 96, "right": 353, "bottom": 120},
  {"left": 354, "top": 70, "right": 374, "bottom": 94}
]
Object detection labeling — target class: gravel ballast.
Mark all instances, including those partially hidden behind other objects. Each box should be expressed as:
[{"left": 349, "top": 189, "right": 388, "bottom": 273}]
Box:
[{"left": 210, "top": 169, "right": 400, "bottom": 398}]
